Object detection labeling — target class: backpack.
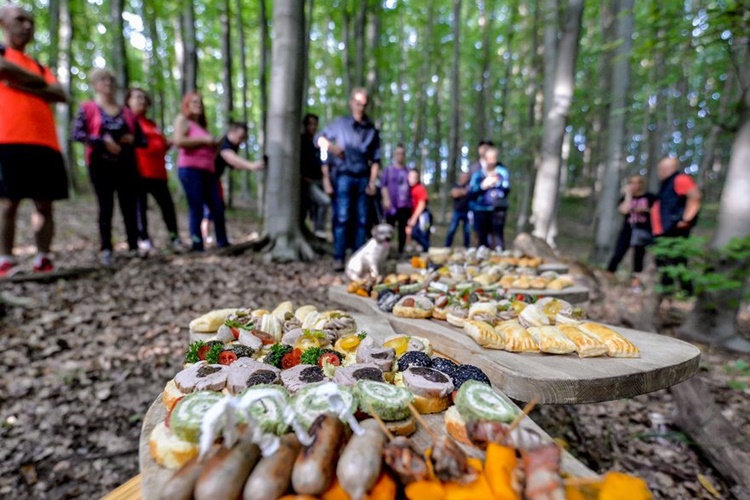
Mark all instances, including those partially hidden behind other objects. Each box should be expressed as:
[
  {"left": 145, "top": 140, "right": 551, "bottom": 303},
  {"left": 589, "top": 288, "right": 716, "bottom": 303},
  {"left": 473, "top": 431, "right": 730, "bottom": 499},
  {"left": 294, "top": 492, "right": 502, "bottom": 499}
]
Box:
[{"left": 81, "top": 100, "right": 137, "bottom": 165}]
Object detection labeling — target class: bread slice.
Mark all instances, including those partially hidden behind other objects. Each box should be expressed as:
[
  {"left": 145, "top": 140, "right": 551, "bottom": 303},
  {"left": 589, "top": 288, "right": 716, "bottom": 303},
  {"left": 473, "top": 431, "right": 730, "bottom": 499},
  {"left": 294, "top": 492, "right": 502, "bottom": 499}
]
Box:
[
  {"left": 385, "top": 416, "right": 417, "bottom": 437},
  {"left": 412, "top": 393, "right": 451, "bottom": 414},
  {"left": 162, "top": 380, "right": 185, "bottom": 411},
  {"left": 149, "top": 421, "right": 199, "bottom": 469},
  {"left": 444, "top": 406, "right": 472, "bottom": 447},
  {"left": 188, "top": 308, "right": 237, "bottom": 333}
]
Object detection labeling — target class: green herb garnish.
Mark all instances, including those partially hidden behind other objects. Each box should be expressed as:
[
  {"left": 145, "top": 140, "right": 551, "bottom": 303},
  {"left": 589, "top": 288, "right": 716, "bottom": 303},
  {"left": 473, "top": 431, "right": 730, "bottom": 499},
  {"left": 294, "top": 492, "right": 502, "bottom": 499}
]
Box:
[
  {"left": 185, "top": 340, "right": 206, "bottom": 363},
  {"left": 302, "top": 329, "right": 327, "bottom": 339},
  {"left": 265, "top": 343, "right": 292, "bottom": 368},
  {"left": 300, "top": 347, "right": 325, "bottom": 365},
  {"left": 357, "top": 331, "right": 367, "bottom": 340},
  {"left": 225, "top": 317, "right": 253, "bottom": 330},
  {"left": 205, "top": 343, "right": 224, "bottom": 364}
]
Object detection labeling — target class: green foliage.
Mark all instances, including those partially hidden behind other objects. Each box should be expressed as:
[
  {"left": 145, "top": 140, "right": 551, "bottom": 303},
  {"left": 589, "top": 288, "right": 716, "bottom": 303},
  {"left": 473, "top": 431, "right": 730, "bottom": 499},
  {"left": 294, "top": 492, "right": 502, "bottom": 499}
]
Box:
[
  {"left": 651, "top": 235, "right": 750, "bottom": 299},
  {"left": 724, "top": 359, "right": 750, "bottom": 391}
]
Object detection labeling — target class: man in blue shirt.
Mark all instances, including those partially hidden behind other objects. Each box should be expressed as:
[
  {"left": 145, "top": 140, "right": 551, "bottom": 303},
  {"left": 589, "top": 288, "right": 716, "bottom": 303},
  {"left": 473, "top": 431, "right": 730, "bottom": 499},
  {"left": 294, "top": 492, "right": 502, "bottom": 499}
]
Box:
[{"left": 317, "top": 88, "right": 381, "bottom": 271}]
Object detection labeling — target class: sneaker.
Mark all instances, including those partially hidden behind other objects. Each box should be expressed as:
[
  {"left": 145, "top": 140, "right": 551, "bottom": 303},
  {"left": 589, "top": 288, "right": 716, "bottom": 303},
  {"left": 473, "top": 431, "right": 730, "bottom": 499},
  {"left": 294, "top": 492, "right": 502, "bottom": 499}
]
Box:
[
  {"left": 333, "top": 260, "right": 345, "bottom": 272},
  {"left": 170, "top": 238, "right": 185, "bottom": 253},
  {"left": 0, "top": 260, "right": 17, "bottom": 277},
  {"left": 138, "top": 239, "right": 154, "bottom": 257},
  {"left": 33, "top": 257, "right": 54, "bottom": 273},
  {"left": 100, "top": 250, "right": 113, "bottom": 267},
  {"left": 124, "top": 249, "right": 141, "bottom": 259}
]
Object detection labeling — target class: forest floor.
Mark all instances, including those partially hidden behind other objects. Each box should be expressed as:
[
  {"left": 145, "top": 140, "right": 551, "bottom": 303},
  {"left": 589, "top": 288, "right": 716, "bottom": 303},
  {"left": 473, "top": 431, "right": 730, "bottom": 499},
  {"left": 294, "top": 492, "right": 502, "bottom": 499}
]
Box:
[{"left": 1, "top": 195, "right": 748, "bottom": 499}]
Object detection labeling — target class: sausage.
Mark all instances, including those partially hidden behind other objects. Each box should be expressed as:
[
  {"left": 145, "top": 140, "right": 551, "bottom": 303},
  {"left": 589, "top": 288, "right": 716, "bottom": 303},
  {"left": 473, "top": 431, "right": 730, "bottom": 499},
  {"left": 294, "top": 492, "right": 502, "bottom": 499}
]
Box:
[
  {"left": 291, "top": 414, "right": 347, "bottom": 495},
  {"left": 194, "top": 434, "right": 261, "bottom": 500},
  {"left": 159, "top": 455, "right": 205, "bottom": 500},
  {"left": 336, "top": 419, "right": 386, "bottom": 500},
  {"left": 243, "top": 434, "right": 301, "bottom": 500}
]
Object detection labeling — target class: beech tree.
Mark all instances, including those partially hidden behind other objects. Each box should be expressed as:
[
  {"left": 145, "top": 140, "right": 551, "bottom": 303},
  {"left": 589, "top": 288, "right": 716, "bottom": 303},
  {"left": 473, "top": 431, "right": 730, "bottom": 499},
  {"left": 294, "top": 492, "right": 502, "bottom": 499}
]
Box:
[
  {"left": 259, "top": 0, "right": 313, "bottom": 261},
  {"left": 531, "top": 0, "right": 584, "bottom": 246}
]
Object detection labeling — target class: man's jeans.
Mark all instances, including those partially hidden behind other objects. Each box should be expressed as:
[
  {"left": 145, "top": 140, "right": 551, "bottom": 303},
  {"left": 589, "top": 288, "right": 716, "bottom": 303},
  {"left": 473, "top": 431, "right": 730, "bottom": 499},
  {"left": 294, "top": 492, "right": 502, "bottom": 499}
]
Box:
[
  {"left": 333, "top": 175, "right": 369, "bottom": 261},
  {"left": 445, "top": 210, "right": 471, "bottom": 248}
]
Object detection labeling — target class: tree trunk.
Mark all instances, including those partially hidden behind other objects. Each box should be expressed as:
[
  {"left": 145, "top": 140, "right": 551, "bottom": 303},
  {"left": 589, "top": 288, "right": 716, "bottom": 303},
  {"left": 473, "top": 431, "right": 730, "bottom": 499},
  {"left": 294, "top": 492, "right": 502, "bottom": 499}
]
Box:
[
  {"left": 55, "top": 0, "right": 77, "bottom": 194},
  {"left": 678, "top": 43, "right": 750, "bottom": 352},
  {"left": 498, "top": 0, "right": 518, "bottom": 150},
  {"left": 257, "top": 0, "right": 269, "bottom": 218},
  {"left": 365, "top": 0, "right": 380, "bottom": 120},
  {"left": 474, "top": 0, "right": 493, "bottom": 144},
  {"left": 698, "top": 69, "right": 735, "bottom": 190},
  {"left": 301, "top": 0, "right": 314, "bottom": 110},
  {"left": 236, "top": 0, "right": 251, "bottom": 201},
  {"left": 262, "top": 0, "right": 314, "bottom": 262},
  {"left": 516, "top": 0, "right": 542, "bottom": 233},
  {"left": 530, "top": 0, "right": 584, "bottom": 246},
  {"left": 342, "top": 7, "right": 352, "bottom": 96},
  {"left": 442, "top": 0, "right": 462, "bottom": 222},
  {"left": 411, "top": 3, "right": 435, "bottom": 164},
  {"left": 591, "top": 0, "right": 634, "bottom": 264},
  {"left": 179, "top": 0, "right": 198, "bottom": 94},
  {"left": 221, "top": 0, "right": 234, "bottom": 209},
  {"left": 143, "top": 0, "right": 166, "bottom": 129},
  {"left": 110, "top": 0, "right": 129, "bottom": 98},
  {"left": 353, "top": 0, "right": 367, "bottom": 89}
]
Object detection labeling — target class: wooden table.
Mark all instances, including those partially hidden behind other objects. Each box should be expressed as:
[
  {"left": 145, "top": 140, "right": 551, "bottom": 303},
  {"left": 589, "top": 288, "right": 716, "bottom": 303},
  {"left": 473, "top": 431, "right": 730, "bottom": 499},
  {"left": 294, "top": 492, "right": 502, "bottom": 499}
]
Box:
[
  {"left": 395, "top": 263, "right": 589, "bottom": 303},
  {"left": 137, "top": 310, "right": 597, "bottom": 498},
  {"left": 329, "top": 285, "right": 701, "bottom": 405}
]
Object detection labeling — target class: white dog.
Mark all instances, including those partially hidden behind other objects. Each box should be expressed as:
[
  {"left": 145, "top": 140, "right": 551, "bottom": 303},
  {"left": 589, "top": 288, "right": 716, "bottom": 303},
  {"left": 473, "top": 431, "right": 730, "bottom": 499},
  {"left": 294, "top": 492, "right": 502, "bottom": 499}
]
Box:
[{"left": 345, "top": 224, "right": 394, "bottom": 282}]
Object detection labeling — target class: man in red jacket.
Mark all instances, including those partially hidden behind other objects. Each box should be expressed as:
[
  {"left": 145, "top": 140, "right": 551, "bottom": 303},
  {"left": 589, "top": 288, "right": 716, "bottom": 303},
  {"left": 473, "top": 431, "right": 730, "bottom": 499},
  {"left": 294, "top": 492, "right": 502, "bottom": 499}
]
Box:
[{"left": 0, "top": 4, "right": 68, "bottom": 276}]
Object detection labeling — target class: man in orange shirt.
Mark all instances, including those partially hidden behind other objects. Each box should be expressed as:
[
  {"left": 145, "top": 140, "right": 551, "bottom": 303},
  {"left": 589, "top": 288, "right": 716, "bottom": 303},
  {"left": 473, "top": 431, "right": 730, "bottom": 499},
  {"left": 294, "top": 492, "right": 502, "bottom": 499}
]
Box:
[
  {"left": 0, "top": 5, "right": 68, "bottom": 276},
  {"left": 651, "top": 157, "right": 702, "bottom": 293}
]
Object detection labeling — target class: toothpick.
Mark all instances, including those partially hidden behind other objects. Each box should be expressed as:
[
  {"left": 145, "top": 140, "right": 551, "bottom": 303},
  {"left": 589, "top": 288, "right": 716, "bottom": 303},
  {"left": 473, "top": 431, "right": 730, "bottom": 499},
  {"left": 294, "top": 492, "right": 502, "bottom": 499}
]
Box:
[
  {"left": 407, "top": 403, "right": 438, "bottom": 442},
  {"left": 365, "top": 401, "right": 395, "bottom": 441},
  {"left": 563, "top": 476, "right": 603, "bottom": 487},
  {"left": 508, "top": 396, "right": 539, "bottom": 432}
]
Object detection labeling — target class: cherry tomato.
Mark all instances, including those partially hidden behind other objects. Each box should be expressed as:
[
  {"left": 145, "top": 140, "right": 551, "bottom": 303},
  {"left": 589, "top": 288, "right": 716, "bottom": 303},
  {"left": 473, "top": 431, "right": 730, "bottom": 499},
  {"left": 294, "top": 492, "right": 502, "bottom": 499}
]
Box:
[
  {"left": 515, "top": 294, "right": 526, "bottom": 301},
  {"left": 252, "top": 329, "right": 277, "bottom": 345},
  {"left": 230, "top": 327, "right": 240, "bottom": 340},
  {"left": 197, "top": 345, "right": 210, "bottom": 361},
  {"left": 281, "top": 348, "right": 302, "bottom": 369},
  {"left": 219, "top": 351, "right": 238, "bottom": 366},
  {"left": 318, "top": 352, "right": 341, "bottom": 367}
]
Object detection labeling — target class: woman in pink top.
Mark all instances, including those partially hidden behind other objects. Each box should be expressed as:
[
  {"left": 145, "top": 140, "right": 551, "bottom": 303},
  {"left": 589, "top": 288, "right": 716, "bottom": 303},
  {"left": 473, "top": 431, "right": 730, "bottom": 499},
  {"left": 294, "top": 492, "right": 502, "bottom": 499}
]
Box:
[{"left": 172, "top": 92, "right": 226, "bottom": 251}]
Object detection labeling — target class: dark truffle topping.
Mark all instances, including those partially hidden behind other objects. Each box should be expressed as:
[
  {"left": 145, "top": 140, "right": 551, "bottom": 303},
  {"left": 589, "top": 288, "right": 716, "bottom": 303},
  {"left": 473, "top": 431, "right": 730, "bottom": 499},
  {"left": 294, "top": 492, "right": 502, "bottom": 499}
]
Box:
[
  {"left": 397, "top": 351, "right": 432, "bottom": 372},
  {"left": 246, "top": 370, "right": 278, "bottom": 386},
  {"left": 353, "top": 367, "right": 385, "bottom": 382},
  {"left": 409, "top": 366, "right": 449, "bottom": 383},
  {"left": 300, "top": 366, "right": 325, "bottom": 383},
  {"left": 197, "top": 365, "right": 222, "bottom": 378},
  {"left": 453, "top": 364, "right": 491, "bottom": 388}
]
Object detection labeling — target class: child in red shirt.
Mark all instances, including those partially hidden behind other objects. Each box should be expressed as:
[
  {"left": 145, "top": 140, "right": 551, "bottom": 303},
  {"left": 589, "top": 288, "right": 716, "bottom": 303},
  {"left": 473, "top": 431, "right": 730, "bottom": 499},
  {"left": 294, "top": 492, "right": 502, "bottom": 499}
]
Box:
[{"left": 407, "top": 169, "right": 431, "bottom": 251}]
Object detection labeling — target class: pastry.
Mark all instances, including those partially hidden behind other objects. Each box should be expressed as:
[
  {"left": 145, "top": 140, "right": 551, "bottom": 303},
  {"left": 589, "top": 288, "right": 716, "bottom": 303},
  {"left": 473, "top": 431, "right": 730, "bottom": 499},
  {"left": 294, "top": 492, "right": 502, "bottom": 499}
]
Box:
[
  {"left": 558, "top": 325, "right": 608, "bottom": 358},
  {"left": 463, "top": 320, "right": 505, "bottom": 349},
  {"left": 392, "top": 295, "right": 434, "bottom": 319},
  {"left": 526, "top": 326, "right": 577, "bottom": 354},
  {"left": 495, "top": 320, "right": 539, "bottom": 353},
  {"left": 576, "top": 322, "right": 640, "bottom": 358}
]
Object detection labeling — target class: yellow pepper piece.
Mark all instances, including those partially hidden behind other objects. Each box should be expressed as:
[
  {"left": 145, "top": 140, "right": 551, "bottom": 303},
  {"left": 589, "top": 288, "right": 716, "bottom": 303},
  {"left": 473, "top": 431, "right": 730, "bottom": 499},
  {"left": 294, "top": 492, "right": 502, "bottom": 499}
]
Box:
[
  {"left": 384, "top": 336, "right": 410, "bottom": 356},
  {"left": 484, "top": 444, "right": 520, "bottom": 500},
  {"left": 338, "top": 334, "right": 361, "bottom": 351},
  {"left": 598, "top": 472, "right": 652, "bottom": 500}
]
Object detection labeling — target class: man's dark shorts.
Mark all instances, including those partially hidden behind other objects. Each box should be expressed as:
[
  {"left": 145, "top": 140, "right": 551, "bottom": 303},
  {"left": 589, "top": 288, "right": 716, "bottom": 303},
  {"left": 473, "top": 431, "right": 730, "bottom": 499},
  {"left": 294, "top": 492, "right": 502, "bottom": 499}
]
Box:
[{"left": 0, "top": 144, "right": 69, "bottom": 200}]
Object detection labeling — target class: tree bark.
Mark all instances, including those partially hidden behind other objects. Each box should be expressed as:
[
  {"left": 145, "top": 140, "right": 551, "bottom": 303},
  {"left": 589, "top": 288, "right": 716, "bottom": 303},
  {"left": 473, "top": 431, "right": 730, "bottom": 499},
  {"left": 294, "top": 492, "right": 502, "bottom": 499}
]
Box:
[
  {"left": 235, "top": 0, "right": 251, "bottom": 201},
  {"left": 221, "top": 0, "right": 234, "bottom": 208},
  {"left": 301, "top": 0, "right": 315, "bottom": 110},
  {"left": 498, "top": 0, "right": 518, "bottom": 150},
  {"left": 474, "top": 0, "right": 493, "bottom": 144},
  {"left": 110, "top": 0, "right": 129, "bottom": 98},
  {"left": 678, "top": 42, "right": 750, "bottom": 352},
  {"left": 354, "top": 0, "right": 367, "bottom": 89},
  {"left": 591, "top": 0, "right": 634, "bottom": 264},
  {"left": 143, "top": 0, "right": 166, "bottom": 129},
  {"left": 178, "top": 0, "right": 198, "bottom": 95},
  {"left": 263, "top": 0, "right": 314, "bottom": 262},
  {"left": 365, "top": 0, "right": 380, "bottom": 120},
  {"left": 531, "top": 0, "right": 584, "bottom": 245},
  {"left": 55, "top": 0, "right": 77, "bottom": 194},
  {"left": 411, "top": 3, "right": 435, "bottom": 165},
  {"left": 442, "top": 0, "right": 462, "bottom": 222},
  {"left": 342, "top": 7, "right": 352, "bottom": 96},
  {"left": 698, "top": 69, "right": 735, "bottom": 191},
  {"left": 257, "top": 0, "right": 269, "bottom": 218},
  {"left": 671, "top": 376, "right": 750, "bottom": 499}
]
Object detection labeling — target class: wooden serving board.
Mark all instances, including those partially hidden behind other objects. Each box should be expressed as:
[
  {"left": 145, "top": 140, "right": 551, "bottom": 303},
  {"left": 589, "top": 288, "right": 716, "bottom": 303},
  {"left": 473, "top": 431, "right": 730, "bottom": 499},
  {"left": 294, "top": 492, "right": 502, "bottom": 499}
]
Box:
[
  {"left": 397, "top": 261, "right": 569, "bottom": 275},
  {"left": 141, "top": 311, "right": 596, "bottom": 497},
  {"left": 394, "top": 263, "right": 588, "bottom": 303},
  {"left": 329, "top": 286, "right": 701, "bottom": 405}
]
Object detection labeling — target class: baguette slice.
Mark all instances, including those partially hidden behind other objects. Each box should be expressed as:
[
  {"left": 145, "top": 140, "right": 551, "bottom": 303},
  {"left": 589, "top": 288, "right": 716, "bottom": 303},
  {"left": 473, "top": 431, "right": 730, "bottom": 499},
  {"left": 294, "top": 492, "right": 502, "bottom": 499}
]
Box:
[
  {"left": 495, "top": 320, "right": 539, "bottom": 353},
  {"left": 558, "top": 325, "right": 608, "bottom": 358},
  {"left": 576, "top": 322, "right": 640, "bottom": 358},
  {"left": 149, "top": 421, "right": 199, "bottom": 469},
  {"left": 526, "top": 326, "right": 577, "bottom": 354},
  {"left": 189, "top": 308, "right": 237, "bottom": 333}
]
